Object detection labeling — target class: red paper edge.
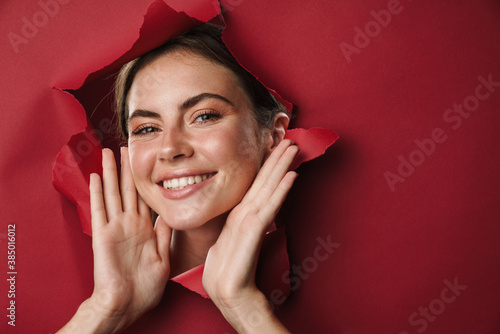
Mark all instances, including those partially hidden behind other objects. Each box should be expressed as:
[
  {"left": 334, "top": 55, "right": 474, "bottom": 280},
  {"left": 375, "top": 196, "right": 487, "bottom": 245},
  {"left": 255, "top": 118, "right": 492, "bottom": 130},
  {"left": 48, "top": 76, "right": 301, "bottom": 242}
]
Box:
[
  {"left": 51, "top": 1, "right": 220, "bottom": 234},
  {"left": 286, "top": 127, "right": 340, "bottom": 170},
  {"left": 171, "top": 264, "right": 209, "bottom": 298},
  {"left": 170, "top": 226, "right": 291, "bottom": 303},
  {"left": 49, "top": 0, "right": 338, "bottom": 302}
]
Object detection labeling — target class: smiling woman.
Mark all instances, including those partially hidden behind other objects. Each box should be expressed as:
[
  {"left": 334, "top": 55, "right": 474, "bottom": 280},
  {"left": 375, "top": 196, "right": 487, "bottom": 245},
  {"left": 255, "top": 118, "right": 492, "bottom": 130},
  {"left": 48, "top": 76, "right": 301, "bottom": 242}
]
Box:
[
  {"left": 57, "top": 23, "right": 298, "bottom": 333},
  {"left": 126, "top": 50, "right": 271, "bottom": 233}
]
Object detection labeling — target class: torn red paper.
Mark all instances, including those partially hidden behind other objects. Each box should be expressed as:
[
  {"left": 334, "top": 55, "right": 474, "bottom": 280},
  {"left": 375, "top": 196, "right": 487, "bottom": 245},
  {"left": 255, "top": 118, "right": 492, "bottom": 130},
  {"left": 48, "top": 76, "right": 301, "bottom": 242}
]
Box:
[
  {"left": 171, "top": 226, "right": 290, "bottom": 301},
  {"left": 285, "top": 127, "right": 339, "bottom": 170},
  {"left": 51, "top": 0, "right": 337, "bottom": 301},
  {"left": 52, "top": 0, "right": 216, "bottom": 235}
]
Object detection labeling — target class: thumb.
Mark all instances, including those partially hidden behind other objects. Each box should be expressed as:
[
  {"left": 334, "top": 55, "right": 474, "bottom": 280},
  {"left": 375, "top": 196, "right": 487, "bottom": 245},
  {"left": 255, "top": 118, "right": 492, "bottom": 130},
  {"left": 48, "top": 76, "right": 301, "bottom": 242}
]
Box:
[{"left": 154, "top": 216, "right": 172, "bottom": 266}]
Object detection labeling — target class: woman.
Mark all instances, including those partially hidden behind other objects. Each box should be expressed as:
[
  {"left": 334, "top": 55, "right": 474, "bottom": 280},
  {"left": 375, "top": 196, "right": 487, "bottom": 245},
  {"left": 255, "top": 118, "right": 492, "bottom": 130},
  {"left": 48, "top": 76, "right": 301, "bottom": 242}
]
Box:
[{"left": 58, "top": 24, "right": 298, "bottom": 333}]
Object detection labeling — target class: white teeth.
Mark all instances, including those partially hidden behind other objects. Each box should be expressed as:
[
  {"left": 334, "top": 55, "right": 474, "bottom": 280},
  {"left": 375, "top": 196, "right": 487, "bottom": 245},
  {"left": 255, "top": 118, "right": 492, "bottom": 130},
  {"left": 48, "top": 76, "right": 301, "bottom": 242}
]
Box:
[
  {"left": 179, "top": 177, "right": 188, "bottom": 187},
  {"left": 162, "top": 173, "right": 214, "bottom": 190},
  {"left": 172, "top": 178, "right": 179, "bottom": 188}
]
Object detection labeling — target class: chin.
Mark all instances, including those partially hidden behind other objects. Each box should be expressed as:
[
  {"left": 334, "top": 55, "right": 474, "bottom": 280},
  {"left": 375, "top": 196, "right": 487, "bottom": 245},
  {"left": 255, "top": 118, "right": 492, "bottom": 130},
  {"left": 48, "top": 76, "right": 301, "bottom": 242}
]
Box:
[
  {"left": 148, "top": 180, "right": 247, "bottom": 231},
  {"left": 154, "top": 202, "right": 226, "bottom": 231}
]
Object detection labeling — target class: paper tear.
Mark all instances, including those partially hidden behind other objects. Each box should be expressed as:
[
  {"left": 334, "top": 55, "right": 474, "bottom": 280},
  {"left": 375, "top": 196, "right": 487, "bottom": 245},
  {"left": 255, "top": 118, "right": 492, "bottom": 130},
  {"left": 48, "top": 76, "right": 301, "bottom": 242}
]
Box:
[
  {"left": 171, "top": 226, "right": 290, "bottom": 303},
  {"left": 52, "top": 1, "right": 219, "bottom": 235},
  {"left": 286, "top": 127, "right": 339, "bottom": 170},
  {"left": 50, "top": 0, "right": 337, "bottom": 301}
]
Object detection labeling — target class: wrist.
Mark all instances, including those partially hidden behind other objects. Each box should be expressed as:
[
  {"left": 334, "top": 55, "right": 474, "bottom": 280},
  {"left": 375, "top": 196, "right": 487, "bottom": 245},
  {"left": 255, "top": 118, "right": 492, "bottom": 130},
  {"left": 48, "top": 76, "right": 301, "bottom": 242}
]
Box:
[
  {"left": 217, "top": 290, "right": 289, "bottom": 334},
  {"left": 87, "top": 295, "right": 135, "bottom": 333},
  {"left": 57, "top": 297, "right": 129, "bottom": 334}
]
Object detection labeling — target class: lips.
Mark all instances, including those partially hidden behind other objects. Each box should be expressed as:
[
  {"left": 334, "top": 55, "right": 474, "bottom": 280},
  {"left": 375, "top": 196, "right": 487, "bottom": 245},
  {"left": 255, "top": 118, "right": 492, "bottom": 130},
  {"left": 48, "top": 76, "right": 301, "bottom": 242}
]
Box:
[
  {"left": 162, "top": 172, "right": 216, "bottom": 190},
  {"left": 155, "top": 170, "right": 217, "bottom": 200}
]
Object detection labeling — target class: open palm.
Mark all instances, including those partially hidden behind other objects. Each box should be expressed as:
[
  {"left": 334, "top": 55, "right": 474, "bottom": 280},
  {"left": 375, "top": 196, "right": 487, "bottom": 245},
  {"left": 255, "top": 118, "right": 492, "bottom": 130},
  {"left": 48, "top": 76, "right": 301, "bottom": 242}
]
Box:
[{"left": 88, "top": 148, "right": 171, "bottom": 327}]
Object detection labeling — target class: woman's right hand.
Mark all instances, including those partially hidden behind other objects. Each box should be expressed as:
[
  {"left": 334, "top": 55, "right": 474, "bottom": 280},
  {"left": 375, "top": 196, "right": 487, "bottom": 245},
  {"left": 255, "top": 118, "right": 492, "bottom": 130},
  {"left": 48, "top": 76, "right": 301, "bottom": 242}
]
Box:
[{"left": 57, "top": 147, "right": 172, "bottom": 334}]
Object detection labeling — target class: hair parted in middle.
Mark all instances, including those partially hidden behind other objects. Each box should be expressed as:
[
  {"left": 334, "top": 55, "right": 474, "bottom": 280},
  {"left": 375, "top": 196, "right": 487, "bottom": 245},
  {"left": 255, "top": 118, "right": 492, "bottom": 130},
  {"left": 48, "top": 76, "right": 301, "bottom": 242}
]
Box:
[{"left": 114, "top": 23, "right": 288, "bottom": 140}]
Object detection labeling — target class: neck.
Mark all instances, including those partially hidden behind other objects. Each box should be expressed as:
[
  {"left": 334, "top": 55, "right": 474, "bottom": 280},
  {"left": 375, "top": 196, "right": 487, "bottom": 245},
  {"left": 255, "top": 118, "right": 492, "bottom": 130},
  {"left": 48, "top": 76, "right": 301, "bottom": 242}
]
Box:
[{"left": 169, "top": 213, "right": 227, "bottom": 277}]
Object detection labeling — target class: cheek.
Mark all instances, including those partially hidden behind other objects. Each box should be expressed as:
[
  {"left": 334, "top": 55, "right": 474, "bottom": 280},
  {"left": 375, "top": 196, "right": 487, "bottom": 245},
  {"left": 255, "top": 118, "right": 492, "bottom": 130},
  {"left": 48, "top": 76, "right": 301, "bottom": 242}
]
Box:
[
  {"left": 202, "top": 123, "right": 262, "bottom": 171},
  {"left": 201, "top": 124, "right": 263, "bottom": 203},
  {"left": 128, "top": 142, "right": 156, "bottom": 186}
]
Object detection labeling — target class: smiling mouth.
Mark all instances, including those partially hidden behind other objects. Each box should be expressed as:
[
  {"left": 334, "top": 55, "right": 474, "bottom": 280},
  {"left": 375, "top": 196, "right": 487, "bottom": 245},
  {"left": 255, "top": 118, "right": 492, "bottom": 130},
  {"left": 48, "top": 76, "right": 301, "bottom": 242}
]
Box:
[{"left": 160, "top": 172, "right": 216, "bottom": 191}]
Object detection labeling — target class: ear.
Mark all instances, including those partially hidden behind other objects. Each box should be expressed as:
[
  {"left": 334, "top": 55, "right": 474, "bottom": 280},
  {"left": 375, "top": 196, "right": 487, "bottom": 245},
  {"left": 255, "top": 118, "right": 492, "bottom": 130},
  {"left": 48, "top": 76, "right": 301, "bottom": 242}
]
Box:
[{"left": 264, "top": 112, "right": 290, "bottom": 152}]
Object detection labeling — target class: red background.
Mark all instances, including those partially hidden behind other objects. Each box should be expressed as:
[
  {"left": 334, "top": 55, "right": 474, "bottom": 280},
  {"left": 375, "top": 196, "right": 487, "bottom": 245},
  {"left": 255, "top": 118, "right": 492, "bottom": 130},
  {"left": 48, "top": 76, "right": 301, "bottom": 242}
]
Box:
[{"left": 1, "top": 0, "right": 500, "bottom": 333}]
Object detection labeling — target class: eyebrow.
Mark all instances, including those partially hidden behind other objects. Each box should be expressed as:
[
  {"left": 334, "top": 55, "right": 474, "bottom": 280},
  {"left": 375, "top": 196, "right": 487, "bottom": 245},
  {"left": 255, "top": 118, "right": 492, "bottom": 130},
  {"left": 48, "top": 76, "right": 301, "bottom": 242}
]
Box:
[
  {"left": 180, "top": 93, "right": 234, "bottom": 110},
  {"left": 128, "top": 109, "right": 161, "bottom": 121},
  {"left": 128, "top": 93, "right": 234, "bottom": 121}
]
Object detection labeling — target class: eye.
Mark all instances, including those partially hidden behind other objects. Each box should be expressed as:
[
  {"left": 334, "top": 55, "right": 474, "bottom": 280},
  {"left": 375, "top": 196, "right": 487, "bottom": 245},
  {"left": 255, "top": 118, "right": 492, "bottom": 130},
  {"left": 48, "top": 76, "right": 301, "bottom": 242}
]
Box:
[
  {"left": 130, "top": 125, "right": 160, "bottom": 136},
  {"left": 194, "top": 110, "right": 222, "bottom": 123}
]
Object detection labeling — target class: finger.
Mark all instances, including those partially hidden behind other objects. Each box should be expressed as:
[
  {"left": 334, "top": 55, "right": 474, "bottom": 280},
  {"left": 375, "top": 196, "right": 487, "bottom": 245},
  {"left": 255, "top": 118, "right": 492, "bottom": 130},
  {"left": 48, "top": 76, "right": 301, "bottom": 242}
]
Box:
[
  {"left": 242, "top": 139, "right": 292, "bottom": 203},
  {"left": 120, "top": 147, "right": 137, "bottom": 212},
  {"left": 262, "top": 145, "right": 299, "bottom": 193},
  {"left": 102, "top": 148, "right": 123, "bottom": 219},
  {"left": 258, "top": 171, "right": 298, "bottom": 225},
  {"left": 154, "top": 216, "right": 172, "bottom": 265},
  {"left": 245, "top": 142, "right": 299, "bottom": 205},
  {"left": 252, "top": 139, "right": 292, "bottom": 189},
  {"left": 137, "top": 194, "right": 150, "bottom": 218},
  {"left": 89, "top": 173, "right": 107, "bottom": 231}
]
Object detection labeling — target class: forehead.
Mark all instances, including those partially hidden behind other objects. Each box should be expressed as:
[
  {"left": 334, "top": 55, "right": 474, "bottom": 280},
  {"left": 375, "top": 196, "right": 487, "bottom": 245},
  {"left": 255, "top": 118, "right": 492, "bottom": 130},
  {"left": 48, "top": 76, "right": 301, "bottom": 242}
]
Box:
[{"left": 127, "top": 50, "right": 247, "bottom": 107}]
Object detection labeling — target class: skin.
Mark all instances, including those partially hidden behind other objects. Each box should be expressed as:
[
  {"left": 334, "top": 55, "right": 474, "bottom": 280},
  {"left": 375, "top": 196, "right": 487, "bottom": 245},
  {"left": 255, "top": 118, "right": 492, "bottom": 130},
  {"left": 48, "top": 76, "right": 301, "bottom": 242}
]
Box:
[
  {"left": 57, "top": 51, "right": 298, "bottom": 333},
  {"left": 127, "top": 51, "right": 279, "bottom": 274}
]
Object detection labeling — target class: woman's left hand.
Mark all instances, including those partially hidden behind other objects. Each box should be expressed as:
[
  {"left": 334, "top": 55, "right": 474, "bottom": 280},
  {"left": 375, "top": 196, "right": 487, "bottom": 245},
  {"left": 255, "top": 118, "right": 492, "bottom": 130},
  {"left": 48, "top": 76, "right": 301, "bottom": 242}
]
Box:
[{"left": 202, "top": 139, "right": 298, "bottom": 333}]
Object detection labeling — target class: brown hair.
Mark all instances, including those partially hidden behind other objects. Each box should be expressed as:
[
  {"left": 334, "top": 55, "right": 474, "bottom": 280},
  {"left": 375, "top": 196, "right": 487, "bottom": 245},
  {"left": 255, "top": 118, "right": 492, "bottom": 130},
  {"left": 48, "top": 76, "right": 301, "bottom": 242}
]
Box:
[{"left": 114, "top": 23, "right": 287, "bottom": 139}]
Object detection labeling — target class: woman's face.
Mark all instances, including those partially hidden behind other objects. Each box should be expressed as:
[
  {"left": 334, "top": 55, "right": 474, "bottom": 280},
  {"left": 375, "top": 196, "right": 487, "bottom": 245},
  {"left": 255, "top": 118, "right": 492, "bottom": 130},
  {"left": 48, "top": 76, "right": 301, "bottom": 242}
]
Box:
[{"left": 126, "top": 51, "right": 269, "bottom": 230}]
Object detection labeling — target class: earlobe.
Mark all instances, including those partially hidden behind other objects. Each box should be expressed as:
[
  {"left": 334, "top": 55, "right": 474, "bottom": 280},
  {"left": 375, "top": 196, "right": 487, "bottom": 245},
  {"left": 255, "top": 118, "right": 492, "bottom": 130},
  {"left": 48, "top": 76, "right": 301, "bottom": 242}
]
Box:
[{"left": 269, "top": 112, "right": 290, "bottom": 150}]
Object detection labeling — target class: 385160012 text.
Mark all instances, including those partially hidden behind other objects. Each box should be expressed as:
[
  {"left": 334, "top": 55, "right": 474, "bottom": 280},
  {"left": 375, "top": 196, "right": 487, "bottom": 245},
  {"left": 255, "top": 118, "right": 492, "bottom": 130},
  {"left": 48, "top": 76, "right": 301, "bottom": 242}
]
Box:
[{"left": 6, "top": 223, "right": 16, "bottom": 327}]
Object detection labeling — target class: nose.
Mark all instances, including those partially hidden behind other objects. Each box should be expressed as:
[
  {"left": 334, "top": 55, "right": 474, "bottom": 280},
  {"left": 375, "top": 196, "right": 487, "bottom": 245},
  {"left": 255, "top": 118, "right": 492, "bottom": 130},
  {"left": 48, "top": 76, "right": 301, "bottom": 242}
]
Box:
[{"left": 157, "top": 126, "right": 194, "bottom": 162}]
